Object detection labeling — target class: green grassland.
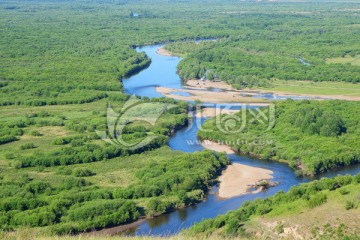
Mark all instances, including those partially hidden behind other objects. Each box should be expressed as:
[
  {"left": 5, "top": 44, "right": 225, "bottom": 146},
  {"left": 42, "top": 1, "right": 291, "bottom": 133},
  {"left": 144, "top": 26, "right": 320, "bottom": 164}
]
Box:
[
  {"left": 257, "top": 80, "right": 360, "bottom": 97},
  {"left": 326, "top": 55, "right": 360, "bottom": 66}
]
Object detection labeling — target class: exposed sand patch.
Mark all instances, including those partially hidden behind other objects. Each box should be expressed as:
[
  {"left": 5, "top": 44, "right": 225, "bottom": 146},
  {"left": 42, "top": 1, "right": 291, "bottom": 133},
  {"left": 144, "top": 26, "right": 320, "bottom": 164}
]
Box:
[
  {"left": 187, "top": 79, "right": 360, "bottom": 102},
  {"left": 260, "top": 221, "right": 304, "bottom": 240},
  {"left": 255, "top": 89, "right": 360, "bottom": 101},
  {"left": 159, "top": 78, "right": 360, "bottom": 103},
  {"left": 186, "top": 79, "right": 235, "bottom": 90},
  {"left": 201, "top": 139, "right": 275, "bottom": 199},
  {"left": 156, "top": 47, "right": 175, "bottom": 56},
  {"left": 218, "top": 163, "right": 274, "bottom": 199},
  {"left": 156, "top": 86, "right": 269, "bottom": 104},
  {"left": 316, "top": 94, "right": 360, "bottom": 101},
  {"left": 201, "top": 140, "right": 235, "bottom": 154},
  {"left": 195, "top": 107, "right": 240, "bottom": 118},
  {"left": 87, "top": 218, "right": 146, "bottom": 236},
  {"left": 158, "top": 78, "right": 360, "bottom": 103}
]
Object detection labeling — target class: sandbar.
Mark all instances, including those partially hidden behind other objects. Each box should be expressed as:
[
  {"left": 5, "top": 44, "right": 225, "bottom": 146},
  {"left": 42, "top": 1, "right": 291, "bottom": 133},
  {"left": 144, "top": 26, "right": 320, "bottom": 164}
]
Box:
[
  {"left": 218, "top": 163, "right": 274, "bottom": 199},
  {"left": 201, "top": 140, "right": 235, "bottom": 154},
  {"left": 156, "top": 47, "right": 175, "bottom": 56}
]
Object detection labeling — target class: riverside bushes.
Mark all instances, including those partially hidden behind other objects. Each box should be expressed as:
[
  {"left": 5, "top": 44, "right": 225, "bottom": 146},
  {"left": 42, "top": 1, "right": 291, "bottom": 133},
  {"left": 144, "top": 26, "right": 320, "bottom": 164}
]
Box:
[
  {"left": 198, "top": 100, "right": 360, "bottom": 175},
  {"left": 0, "top": 150, "right": 228, "bottom": 233},
  {"left": 114, "top": 151, "right": 228, "bottom": 200},
  {"left": 19, "top": 136, "right": 168, "bottom": 168},
  {"left": 187, "top": 174, "right": 360, "bottom": 237},
  {"left": 52, "top": 200, "right": 140, "bottom": 234}
]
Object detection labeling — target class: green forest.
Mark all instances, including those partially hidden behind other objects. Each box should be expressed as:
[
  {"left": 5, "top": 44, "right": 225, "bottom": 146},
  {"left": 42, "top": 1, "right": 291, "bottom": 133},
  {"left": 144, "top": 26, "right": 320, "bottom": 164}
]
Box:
[
  {"left": 166, "top": 7, "right": 360, "bottom": 87},
  {"left": 0, "top": 0, "right": 360, "bottom": 238},
  {"left": 198, "top": 100, "right": 360, "bottom": 175},
  {"left": 172, "top": 35, "right": 360, "bottom": 88}
]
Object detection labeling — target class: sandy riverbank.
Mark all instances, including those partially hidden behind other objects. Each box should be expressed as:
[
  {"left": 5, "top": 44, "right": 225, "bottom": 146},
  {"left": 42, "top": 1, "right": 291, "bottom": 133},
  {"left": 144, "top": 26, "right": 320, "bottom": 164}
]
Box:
[
  {"left": 186, "top": 79, "right": 235, "bottom": 90},
  {"left": 200, "top": 140, "right": 274, "bottom": 199},
  {"left": 156, "top": 86, "right": 270, "bottom": 104},
  {"left": 195, "top": 107, "right": 241, "bottom": 118},
  {"left": 201, "top": 140, "right": 235, "bottom": 154},
  {"left": 86, "top": 218, "right": 145, "bottom": 236},
  {"left": 263, "top": 90, "right": 360, "bottom": 101},
  {"left": 161, "top": 78, "right": 360, "bottom": 102},
  {"left": 158, "top": 78, "right": 360, "bottom": 104},
  {"left": 218, "top": 163, "right": 274, "bottom": 199},
  {"left": 156, "top": 47, "right": 175, "bottom": 56},
  {"left": 187, "top": 79, "right": 360, "bottom": 101}
]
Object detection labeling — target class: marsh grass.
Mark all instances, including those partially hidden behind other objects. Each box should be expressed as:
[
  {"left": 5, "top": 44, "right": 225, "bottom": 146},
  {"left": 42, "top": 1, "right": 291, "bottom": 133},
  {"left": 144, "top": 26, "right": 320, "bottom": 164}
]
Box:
[{"left": 257, "top": 80, "right": 360, "bottom": 97}]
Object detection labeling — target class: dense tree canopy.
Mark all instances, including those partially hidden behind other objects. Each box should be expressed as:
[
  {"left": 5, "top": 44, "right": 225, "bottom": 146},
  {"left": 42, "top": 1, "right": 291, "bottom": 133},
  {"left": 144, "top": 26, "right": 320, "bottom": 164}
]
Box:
[{"left": 167, "top": 10, "right": 360, "bottom": 87}]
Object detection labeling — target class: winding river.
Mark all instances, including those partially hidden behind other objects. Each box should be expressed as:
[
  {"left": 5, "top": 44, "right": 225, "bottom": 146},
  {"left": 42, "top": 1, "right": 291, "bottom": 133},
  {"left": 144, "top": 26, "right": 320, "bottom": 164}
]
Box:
[{"left": 120, "top": 44, "right": 360, "bottom": 236}]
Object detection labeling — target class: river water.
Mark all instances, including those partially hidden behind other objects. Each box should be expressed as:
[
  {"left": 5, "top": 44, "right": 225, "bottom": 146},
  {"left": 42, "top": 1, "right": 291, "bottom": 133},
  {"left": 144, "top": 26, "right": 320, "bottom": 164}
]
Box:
[{"left": 121, "top": 44, "right": 360, "bottom": 236}]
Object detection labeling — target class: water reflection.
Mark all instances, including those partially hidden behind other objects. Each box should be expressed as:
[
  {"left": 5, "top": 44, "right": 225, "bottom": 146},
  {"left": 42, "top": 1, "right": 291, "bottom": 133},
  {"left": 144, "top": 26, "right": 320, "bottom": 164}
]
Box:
[
  {"left": 178, "top": 208, "right": 188, "bottom": 222},
  {"left": 148, "top": 214, "right": 170, "bottom": 229}
]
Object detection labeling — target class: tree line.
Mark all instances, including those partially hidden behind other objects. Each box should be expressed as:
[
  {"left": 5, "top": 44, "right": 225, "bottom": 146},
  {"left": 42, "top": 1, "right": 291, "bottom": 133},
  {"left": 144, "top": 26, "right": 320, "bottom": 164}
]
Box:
[
  {"left": 198, "top": 100, "right": 360, "bottom": 175},
  {"left": 187, "top": 174, "right": 360, "bottom": 238}
]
